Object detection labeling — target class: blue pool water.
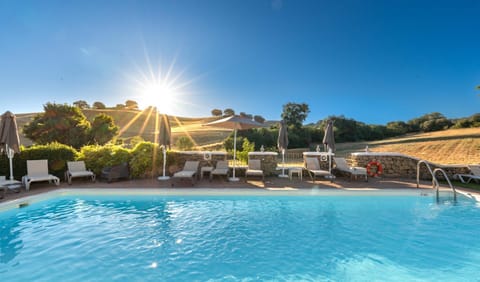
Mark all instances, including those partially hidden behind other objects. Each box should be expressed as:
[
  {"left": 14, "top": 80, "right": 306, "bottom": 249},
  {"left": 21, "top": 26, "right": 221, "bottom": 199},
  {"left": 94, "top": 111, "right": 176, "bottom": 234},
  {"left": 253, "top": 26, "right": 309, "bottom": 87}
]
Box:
[{"left": 1, "top": 192, "right": 479, "bottom": 281}]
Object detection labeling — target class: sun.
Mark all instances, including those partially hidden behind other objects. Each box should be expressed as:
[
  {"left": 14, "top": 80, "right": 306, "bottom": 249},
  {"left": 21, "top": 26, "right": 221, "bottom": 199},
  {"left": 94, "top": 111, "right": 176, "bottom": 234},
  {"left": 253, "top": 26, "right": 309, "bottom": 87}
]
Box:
[
  {"left": 130, "top": 52, "right": 200, "bottom": 116},
  {"left": 141, "top": 81, "right": 177, "bottom": 114}
]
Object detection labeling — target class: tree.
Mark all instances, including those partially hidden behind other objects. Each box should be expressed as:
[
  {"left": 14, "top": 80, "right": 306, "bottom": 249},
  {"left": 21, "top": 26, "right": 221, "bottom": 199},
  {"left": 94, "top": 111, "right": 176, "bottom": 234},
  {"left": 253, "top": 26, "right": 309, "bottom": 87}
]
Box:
[
  {"left": 253, "top": 115, "right": 265, "bottom": 123},
  {"left": 73, "top": 100, "right": 90, "bottom": 109},
  {"left": 239, "top": 112, "right": 252, "bottom": 119},
  {"left": 92, "top": 101, "right": 106, "bottom": 109},
  {"left": 115, "top": 103, "right": 126, "bottom": 109},
  {"left": 125, "top": 100, "right": 139, "bottom": 110},
  {"left": 90, "top": 113, "right": 119, "bottom": 145},
  {"left": 386, "top": 121, "right": 409, "bottom": 136},
  {"left": 223, "top": 108, "right": 235, "bottom": 117},
  {"left": 211, "top": 109, "right": 223, "bottom": 116},
  {"left": 176, "top": 136, "right": 195, "bottom": 150},
  {"left": 408, "top": 112, "right": 451, "bottom": 132},
  {"left": 23, "top": 103, "right": 91, "bottom": 148},
  {"left": 281, "top": 102, "right": 310, "bottom": 129}
]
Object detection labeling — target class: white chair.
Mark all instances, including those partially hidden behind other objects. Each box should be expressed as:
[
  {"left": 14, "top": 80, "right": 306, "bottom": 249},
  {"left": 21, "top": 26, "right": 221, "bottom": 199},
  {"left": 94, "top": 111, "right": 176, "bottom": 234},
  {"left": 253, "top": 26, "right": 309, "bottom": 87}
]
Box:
[
  {"left": 172, "top": 161, "right": 199, "bottom": 186},
  {"left": 65, "top": 161, "right": 96, "bottom": 184},
  {"left": 22, "top": 159, "right": 60, "bottom": 191},
  {"left": 210, "top": 160, "right": 229, "bottom": 181},
  {"left": 333, "top": 157, "right": 368, "bottom": 182},
  {"left": 454, "top": 165, "right": 480, "bottom": 184},
  {"left": 245, "top": 159, "right": 264, "bottom": 181},
  {"left": 305, "top": 157, "right": 331, "bottom": 183}
]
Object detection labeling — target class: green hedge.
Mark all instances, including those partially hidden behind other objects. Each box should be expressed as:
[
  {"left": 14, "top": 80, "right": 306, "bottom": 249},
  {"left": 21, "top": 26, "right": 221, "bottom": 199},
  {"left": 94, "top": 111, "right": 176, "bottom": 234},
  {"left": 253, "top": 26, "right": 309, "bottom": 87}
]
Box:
[
  {"left": 0, "top": 142, "right": 77, "bottom": 180},
  {"left": 0, "top": 142, "right": 181, "bottom": 181}
]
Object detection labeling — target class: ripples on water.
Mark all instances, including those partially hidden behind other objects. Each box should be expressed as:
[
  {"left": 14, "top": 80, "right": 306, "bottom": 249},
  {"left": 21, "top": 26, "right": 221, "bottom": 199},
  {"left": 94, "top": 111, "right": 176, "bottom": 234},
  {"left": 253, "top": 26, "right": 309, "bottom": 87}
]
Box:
[{"left": 0, "top": 195, "right": 479, "bottom": 281}]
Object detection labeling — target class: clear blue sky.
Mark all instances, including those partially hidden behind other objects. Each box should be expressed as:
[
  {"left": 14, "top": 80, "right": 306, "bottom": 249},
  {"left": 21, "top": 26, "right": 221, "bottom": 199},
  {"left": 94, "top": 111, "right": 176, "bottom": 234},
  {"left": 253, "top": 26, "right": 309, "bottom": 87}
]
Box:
[{"left": 1, "top": 0, "right": 479, "bottom": 125}]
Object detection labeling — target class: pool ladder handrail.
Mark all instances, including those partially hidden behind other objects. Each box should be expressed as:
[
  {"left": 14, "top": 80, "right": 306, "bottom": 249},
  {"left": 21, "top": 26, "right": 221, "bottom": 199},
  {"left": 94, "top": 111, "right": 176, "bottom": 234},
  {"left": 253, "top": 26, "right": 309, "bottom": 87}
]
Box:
[{"left": 416, "top": 160, "right": 456, "bottom": 201}]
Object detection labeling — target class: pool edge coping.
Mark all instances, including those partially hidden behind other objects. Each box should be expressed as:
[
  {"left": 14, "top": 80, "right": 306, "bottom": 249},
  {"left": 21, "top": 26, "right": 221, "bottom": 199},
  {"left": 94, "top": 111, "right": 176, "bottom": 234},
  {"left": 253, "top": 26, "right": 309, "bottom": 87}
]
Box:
[{"left": 1, "top": 187, "right": 476, "bottom": 212}]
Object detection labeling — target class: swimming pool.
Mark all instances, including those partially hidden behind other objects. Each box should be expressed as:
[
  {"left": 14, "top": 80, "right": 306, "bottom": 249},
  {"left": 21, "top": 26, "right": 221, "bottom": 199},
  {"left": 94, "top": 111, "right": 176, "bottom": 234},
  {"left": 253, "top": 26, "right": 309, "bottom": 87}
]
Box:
[{"left": 1, "top": 189, "right": 479, "bottom": 281}]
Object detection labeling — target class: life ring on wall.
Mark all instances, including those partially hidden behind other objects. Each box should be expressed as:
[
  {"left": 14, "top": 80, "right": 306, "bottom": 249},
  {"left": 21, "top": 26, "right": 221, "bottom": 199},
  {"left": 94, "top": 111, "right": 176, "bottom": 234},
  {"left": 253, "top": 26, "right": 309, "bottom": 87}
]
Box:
[
  {"left": 203, "top": 151, "right": 212, "bottom": 161},
  {"left": 366, "top": 161, "right": 383, "bottom": 177}
]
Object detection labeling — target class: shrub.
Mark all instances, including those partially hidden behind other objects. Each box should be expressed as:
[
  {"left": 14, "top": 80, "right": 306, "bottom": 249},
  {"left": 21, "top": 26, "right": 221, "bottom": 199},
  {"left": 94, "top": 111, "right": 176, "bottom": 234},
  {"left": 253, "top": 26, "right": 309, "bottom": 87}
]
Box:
[
  {"left": 129, "top": 141, "right": 163, "bottom": 178},
  {"left": 19, "top": 143, "right": 78, "bottom": 179},
  {"left": 176, "top": 136, "right": 195, "bottom": 151},
  {"left": 236, "top": 138, "right": 255, "bottom": 163},
  {"left": 78, "top": 144, "right": 131, "bottom": 175}
]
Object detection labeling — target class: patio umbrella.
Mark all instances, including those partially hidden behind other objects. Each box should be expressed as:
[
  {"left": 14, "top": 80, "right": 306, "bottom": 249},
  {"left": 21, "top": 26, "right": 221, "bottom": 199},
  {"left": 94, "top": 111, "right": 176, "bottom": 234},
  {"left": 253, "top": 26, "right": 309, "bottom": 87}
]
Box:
[
  {"left": 323, "top": 119, "right": 335, "bottom": 153},
  {"left": 203, "top": 115, "right": 265, "bottom": 181},
  {"left": 322, "top": 119, "right": 335, "bottom": 175},
  {"left": 157, "top": 113, "right": 171, "bottom": 181},
  {"left": 0, "top": 111, "right": 21, "bottom": 181},
  {"left": 277, "top": 120, "right": 289, "bottom": 178}
]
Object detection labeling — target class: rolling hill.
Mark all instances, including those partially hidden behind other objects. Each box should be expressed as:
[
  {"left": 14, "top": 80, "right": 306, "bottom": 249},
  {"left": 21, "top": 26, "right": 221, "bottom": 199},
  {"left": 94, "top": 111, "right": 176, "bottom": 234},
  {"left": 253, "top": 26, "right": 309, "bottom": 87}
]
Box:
[{"left": 13, "top": 110, "right": 480, "bottom": 165}]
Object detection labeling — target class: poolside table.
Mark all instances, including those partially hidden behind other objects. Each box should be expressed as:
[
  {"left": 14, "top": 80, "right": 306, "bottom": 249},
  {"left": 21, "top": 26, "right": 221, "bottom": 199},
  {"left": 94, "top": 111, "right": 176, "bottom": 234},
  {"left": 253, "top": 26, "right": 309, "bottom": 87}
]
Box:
[
  {"left": 288, "top": 167, "right": 303, "bottom": 181},
  {"left": 200, "top": 166, "right": 214, "bottom": 180},
  {"left": 0, "top": 179, "right": 22, "bottom": 198}
]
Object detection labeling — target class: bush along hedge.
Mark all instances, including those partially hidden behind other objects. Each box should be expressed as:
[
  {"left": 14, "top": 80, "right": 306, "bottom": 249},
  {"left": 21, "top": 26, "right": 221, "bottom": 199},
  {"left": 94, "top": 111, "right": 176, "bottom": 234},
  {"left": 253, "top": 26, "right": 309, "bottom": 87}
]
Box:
[
  {"left": 17, "top": 142, "right": 78, "bottom": 179},
  {"left": 78, "top": 144, "right": 131, "bottom": 176},
  {"left": 0, "top": 141, "right": 182, "bottom": 182}
]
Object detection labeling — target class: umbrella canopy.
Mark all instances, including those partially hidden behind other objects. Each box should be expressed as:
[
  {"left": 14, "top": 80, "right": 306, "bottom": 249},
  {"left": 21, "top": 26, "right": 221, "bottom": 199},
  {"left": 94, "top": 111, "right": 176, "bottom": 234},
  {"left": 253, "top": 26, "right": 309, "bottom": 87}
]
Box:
[
  {"left": 0, "top": 111, "right": 21, "bottom": 181},
  {"left": 203, "top": 115, "right": 265, "bottom": 181},
  {"left": 158, "top": 114, "right": 171, "bottom": 149},
  {"left": 204, "top": 115, "right": 265, "bottom": 130},
  {"left": 0, "top": 111, "right": 20, "bottom": 154},
  {"left": 322, "top": 119, "right": 335, "bottom": 153},
  {"left": 277, "top": 120, "right": 288, "bottom": 151}
]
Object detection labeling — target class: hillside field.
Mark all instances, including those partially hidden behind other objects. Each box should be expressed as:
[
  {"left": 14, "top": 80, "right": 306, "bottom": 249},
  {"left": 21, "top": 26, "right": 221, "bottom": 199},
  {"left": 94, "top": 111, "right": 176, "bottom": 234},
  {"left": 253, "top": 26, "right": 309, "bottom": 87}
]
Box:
[{"left": 14, "top": 110, "right": 480, "bottom": 165}]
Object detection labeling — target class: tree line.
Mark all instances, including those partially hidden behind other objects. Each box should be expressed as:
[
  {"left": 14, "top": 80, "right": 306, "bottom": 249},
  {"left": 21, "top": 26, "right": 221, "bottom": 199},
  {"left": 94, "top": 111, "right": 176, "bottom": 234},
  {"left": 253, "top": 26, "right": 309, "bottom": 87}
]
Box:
[
  {"left": 222, "top": 102, "right": 480, "bottom": 151},
  {"left": 22, "top": 101, "right": 479, "bottom": 151}
]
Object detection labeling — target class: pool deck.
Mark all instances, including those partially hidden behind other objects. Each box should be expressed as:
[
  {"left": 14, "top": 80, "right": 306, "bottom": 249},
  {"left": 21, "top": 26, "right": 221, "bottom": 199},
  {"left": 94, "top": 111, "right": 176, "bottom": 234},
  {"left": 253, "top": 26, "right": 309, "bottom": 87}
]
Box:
[{"left": 2, "top": 175, "right": 479, "bottom": 203}]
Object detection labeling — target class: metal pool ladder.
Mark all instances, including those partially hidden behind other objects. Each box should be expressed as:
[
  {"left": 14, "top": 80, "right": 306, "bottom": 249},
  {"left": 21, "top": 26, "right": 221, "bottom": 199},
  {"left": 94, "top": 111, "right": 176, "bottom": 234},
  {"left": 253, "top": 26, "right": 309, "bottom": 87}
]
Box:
[{"left": 416, "top": 160, "right": 456, "bottom": 202}]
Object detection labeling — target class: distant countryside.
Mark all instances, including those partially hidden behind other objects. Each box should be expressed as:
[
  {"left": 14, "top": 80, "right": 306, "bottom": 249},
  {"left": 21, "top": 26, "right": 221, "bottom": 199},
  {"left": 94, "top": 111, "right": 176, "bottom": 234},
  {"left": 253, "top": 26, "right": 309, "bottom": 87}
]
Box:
[{"left": 13, "top": 102, "right": 480, "bottom": 165}]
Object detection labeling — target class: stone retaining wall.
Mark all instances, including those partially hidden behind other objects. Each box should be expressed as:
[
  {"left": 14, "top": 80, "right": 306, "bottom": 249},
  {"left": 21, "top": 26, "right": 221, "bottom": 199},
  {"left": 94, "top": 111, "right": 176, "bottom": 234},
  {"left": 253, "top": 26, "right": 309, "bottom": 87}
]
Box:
[{"left": 350, "top": 152, "right": 469, "bottom": 179}]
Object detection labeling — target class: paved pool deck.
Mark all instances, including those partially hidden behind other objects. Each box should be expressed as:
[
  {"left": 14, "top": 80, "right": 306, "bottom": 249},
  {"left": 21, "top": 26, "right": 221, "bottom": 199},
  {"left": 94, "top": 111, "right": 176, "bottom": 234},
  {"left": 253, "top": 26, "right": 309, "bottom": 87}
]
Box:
[{"left": 2, "top": 175, "right": 478, "bottom": 203}]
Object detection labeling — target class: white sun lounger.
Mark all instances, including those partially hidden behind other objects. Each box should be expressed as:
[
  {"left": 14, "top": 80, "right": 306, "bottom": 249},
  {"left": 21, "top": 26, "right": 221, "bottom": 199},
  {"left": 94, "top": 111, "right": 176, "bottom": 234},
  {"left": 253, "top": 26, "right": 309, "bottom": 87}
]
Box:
[
  {"left": 65, "top": 161, "right": 96, "bottom": 184},
  {"left": 172, "top": 161, "right": 199, "bottom": 186},
  {"left": 22, "top": 159, "right": 60, "bottom": 191},
  {"left": 305, "top": 157, "right": 332, "bottom": 183},
  {"left": 245, "top": 159, "right": 264, "bottom": 181},
  {"left": 210, "top": 160, "right": 229, "bottom": 181},
  {"left": 334, "top": 157, "right": 368, "bottom": 182},
  {"left": 454, "top": 165, "right": 480, "bottom": 184}
]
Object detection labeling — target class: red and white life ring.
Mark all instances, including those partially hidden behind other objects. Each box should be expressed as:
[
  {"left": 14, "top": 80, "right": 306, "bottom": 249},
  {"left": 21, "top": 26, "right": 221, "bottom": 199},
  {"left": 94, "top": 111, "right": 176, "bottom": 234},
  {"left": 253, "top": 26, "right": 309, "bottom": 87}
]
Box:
[{"left": 366, "top": 161, "right": 383, "bottom": 177}]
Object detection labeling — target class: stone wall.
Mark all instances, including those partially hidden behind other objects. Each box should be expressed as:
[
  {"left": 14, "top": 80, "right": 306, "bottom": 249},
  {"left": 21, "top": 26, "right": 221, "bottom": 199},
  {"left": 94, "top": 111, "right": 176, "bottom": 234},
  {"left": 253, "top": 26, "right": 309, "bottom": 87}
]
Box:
[
  {"left": 350, "top": 152, "right": 470, "bottom": 179},
  {"left": 248, "top": 152, "right": 278, "bottom": 176}
]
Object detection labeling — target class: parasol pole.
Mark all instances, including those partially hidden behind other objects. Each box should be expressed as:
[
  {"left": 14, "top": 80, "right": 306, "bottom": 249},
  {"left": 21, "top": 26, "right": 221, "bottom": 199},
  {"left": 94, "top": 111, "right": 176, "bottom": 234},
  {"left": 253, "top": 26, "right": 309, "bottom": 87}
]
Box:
[
  {"left": 157, "top": 145, "right": 170, "bottom": 180},
  {"left": 6, "top": 144, "right": 14, "bottom": 181},
  {"left": 278, "top": 148, "right": 288, "bottom": 178},
  {"left": 229, "top": 129, "right": 239, "bottom": 181}
]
